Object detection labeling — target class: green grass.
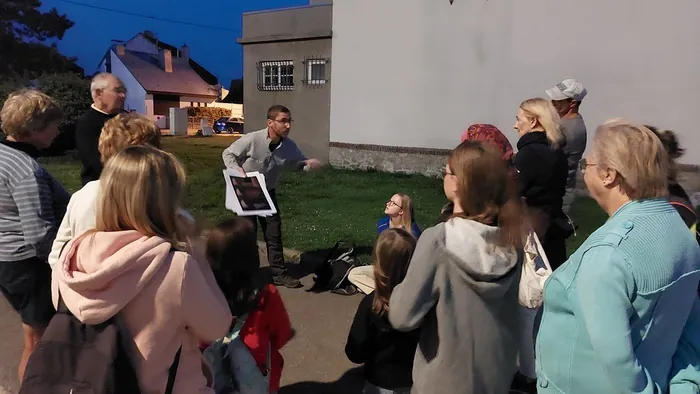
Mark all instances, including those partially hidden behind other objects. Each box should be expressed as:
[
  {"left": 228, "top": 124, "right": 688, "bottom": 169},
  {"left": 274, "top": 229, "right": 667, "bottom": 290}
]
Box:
[{"left": 40, "top": 136, "right": 607, "bottom": 262}]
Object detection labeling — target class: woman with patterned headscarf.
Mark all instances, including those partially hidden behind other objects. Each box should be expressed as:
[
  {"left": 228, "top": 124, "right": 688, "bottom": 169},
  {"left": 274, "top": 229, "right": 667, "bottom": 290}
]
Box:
[{"left": 437, "top": 124, "right": 514, "bottom": 223}]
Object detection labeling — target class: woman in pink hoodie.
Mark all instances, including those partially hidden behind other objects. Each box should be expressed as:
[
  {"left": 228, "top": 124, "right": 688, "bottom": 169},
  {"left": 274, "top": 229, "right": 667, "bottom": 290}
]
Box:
[{"left": 52, "top": 145, "right": 233, "bottom": 393}]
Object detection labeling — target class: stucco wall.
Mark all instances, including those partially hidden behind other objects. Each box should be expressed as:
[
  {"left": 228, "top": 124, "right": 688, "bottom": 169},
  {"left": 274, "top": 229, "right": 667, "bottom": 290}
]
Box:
[
  {"left": 241, "top": 39, "right": 332, "bottom": 163},
  {"left": 330, "top": 0, "right": 700, "bottom": 165}
]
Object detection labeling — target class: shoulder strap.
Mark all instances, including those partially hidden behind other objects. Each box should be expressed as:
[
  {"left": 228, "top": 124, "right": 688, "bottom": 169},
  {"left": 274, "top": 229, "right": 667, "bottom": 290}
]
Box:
[{"left": 165, "top": 347, "right": 182, "bottom": 394}]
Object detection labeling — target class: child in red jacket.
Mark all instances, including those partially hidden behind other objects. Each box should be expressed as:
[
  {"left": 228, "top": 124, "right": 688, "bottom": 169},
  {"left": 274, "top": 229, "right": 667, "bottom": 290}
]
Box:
[{"left": 204, "top": 217, "right": 293, "bottom": 393}]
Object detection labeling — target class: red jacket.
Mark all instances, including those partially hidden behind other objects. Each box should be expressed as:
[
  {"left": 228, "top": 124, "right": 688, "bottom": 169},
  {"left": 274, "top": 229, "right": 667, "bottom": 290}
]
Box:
[{"left": 239, "top": 284, "right": 292, "bottom": 392}]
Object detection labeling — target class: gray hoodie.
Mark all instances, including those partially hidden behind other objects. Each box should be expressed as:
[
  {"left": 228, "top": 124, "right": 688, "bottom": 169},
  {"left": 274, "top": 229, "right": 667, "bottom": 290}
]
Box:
[{"left": 389, "top": 218, "right": 521, "bottom": 394}]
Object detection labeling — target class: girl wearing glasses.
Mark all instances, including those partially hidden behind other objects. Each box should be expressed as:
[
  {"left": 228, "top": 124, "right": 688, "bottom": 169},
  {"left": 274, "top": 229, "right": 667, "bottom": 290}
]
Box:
[{"left": 348, "top": 193, "right": 421, "bottom": 295}]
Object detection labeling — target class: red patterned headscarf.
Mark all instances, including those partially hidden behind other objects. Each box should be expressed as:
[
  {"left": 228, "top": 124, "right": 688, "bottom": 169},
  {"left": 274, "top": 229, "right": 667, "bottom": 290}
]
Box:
[{"left": 461, "top": 124, "right": 514, "bottom": 162}]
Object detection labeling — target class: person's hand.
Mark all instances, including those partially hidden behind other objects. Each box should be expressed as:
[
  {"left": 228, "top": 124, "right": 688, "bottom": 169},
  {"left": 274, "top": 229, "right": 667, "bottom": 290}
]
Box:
[{"left": 304, "top": 158, "right": 322, "bottom": 171}]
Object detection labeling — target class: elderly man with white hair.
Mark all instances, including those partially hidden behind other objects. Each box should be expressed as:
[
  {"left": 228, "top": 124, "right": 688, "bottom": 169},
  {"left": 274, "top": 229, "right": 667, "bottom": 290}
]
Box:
[{"left": 75, "top": 72, "right": 126, "bottom": 185}]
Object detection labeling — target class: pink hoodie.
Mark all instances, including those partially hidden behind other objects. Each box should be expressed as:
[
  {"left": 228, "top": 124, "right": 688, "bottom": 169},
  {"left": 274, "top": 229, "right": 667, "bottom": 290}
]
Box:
[{"left": 52, "top": 230, "right": 232, "bottom": 394}]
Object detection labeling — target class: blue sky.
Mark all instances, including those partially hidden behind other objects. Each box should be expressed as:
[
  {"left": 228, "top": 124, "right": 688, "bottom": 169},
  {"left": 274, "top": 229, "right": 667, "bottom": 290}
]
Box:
[{"left": 41, "top": 0, "right": 309, "bottom": 85}]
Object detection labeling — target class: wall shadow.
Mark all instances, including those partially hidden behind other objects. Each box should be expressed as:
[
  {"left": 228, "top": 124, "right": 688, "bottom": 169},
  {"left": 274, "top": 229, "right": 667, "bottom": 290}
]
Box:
[{"left": 279, "top": 367, "right": 364, "bottom": 394}]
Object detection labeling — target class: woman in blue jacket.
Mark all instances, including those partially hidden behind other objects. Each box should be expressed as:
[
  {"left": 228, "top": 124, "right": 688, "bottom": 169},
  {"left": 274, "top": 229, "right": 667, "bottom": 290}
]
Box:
[
  {"left": 349, "top": 193, "right": 421, "bottom": 295},
  {"left": 536, "top": 119, "right": 700, "bottom": 394}
]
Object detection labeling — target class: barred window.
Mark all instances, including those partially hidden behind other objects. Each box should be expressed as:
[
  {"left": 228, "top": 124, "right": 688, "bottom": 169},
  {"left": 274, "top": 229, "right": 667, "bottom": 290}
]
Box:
[
  {"left": 303, "top": 58, "right": 328, "bottom": 86},
  {"left": 257, "top": 60, "right": 294, "bottom": 91}
]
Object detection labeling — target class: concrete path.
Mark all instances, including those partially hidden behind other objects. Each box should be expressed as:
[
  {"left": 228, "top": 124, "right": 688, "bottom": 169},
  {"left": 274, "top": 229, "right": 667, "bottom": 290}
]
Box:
[{"left": 0, "top": 253, "right": 364, "bottom": 393}]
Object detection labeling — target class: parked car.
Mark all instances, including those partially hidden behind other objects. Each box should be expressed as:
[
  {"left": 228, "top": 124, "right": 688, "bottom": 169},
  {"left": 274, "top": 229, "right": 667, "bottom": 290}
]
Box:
[{"left": 213, "top": 117, "right": 244, "bottom": 134}]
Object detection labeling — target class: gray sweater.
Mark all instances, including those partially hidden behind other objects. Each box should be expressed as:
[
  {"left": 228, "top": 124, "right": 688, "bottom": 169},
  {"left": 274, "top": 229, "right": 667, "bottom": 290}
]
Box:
[
  {"left": 0, "top": 141, "right": 69, "bottom": 262},
  {"left": 389, "top": 218, "right": 522, "bottom": 394},
  {"left": 222, "top": 128, "right": 307, "bottom": 190}
]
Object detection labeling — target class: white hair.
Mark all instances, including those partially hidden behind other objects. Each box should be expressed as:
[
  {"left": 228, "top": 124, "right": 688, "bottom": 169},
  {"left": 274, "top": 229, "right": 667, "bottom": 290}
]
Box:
[{"left": 90, "top": 73, "right": 122, "bottom": 101}]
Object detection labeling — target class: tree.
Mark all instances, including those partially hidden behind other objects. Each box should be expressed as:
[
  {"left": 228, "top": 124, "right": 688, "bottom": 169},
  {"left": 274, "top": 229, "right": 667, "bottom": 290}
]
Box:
[{"left": 0, "top": 0, "right": 82, "bottom": 77}]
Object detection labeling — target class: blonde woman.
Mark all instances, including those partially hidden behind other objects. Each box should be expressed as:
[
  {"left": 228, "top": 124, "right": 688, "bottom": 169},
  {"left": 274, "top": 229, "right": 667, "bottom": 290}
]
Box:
[
  {"left": 536, "top": 120, "right": 700, "bottom": 394},
  {"left": 349, "top": 193, "right": 422, "bottom": 295},
  {"left": 0, "top": 89, "right": 69, "bottom": 383},
  {"left": 389, "top": 141, "right": 523, "bottom": 394},
  {"left": 52, "top": 145, "right": 232, "bottom": 393},
  {"left": 48, "top": 112, "right": 172, "bottom": 268},
  {"left": 513, "top": 98, "right": 569, "bottom": 270}
]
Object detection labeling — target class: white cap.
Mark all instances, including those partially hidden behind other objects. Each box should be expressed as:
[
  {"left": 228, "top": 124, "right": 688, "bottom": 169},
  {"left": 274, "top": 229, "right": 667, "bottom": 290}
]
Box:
[{"left": 545, "top": 79, "right": 587, "bottom": 102}]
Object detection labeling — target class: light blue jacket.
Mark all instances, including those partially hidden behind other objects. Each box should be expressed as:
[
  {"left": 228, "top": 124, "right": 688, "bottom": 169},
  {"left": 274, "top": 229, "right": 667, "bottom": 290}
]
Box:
[{"left": 536, "top": 199, "right": 700, "bottom": 394}]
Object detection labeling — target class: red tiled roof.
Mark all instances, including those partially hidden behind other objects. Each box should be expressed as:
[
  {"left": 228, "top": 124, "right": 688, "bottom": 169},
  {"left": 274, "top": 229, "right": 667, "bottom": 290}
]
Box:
[{"left": 116, "top": 49, "right": 219, "bottom": 98}]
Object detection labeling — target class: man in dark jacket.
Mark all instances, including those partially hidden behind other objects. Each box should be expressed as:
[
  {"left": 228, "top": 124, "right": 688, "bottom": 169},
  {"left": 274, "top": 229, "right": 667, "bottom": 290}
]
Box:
[{"left": 75, "top": 73, "right": 126, "bottom": 185}]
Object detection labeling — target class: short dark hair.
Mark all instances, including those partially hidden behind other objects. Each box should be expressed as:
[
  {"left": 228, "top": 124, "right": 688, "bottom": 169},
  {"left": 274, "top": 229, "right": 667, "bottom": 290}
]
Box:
[{"left": 267, "top": 105, "right": 291, "bottom": 120}]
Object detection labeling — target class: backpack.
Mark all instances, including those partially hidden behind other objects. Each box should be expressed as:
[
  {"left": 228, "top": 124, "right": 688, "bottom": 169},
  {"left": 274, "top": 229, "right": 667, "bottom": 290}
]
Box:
[
  {"left": 203, "top": 314, "right": 270, "bottom": 394},
  {"left": 309, "top": 241, "right": 357, "bottom": 292},
  {"left": 19, "top": 292, "right": 181, "bottom": 394}
]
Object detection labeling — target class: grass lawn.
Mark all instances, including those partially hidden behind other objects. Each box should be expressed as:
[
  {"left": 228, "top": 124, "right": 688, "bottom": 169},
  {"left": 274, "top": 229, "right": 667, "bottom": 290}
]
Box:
[{"left": 41, "top": 136, "right": 607, "bottom": 263}]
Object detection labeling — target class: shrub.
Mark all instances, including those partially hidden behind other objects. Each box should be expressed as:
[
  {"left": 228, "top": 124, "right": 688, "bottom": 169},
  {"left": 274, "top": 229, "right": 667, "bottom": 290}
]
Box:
[{"left": 186, "top": 106, "right": 230, "bottom": 119}]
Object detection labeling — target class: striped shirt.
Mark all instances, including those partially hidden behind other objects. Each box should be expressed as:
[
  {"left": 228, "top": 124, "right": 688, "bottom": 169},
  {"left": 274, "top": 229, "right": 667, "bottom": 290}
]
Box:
[{"left": 0, "top": 141, "right": 70, "bottom": 262}]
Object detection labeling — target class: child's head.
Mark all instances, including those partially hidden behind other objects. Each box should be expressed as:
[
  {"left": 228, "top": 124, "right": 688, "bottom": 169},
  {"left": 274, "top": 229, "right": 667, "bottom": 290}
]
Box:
[
  {"left": 99, "top": 112, "right": 161, "bottom": 163},
  {"left": 372, "top": 228, "right": 417, "bottom": 316},
  {"left": 206, "top": 217, "right": 263, "bottom": 316},
  {"left": 96, "top": 145, "right": 187, "bottom": 246}
]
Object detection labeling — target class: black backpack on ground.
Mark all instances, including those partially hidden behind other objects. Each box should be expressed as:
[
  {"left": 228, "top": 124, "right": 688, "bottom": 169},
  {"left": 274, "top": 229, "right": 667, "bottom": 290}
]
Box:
[
  {"left": 310, "top": 241, "right": 358, "bottom": 294},
  {"left": 19, "top": 291, "right": 181, "bottom": 394}
]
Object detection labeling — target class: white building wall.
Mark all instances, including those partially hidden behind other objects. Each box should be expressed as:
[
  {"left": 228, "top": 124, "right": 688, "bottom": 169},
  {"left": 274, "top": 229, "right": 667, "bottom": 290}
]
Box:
[
  {"left": 330, "top": 0, "right": 700, "bottom": 164},
  {"left": 104, "top": 50, "right": 148, "bottom": 115}
]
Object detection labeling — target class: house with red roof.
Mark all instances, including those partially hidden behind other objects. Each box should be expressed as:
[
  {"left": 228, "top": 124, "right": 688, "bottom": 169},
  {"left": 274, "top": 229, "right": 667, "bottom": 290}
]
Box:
[{"left": 98, "top": 31, "right": 220, "bottom": 118}]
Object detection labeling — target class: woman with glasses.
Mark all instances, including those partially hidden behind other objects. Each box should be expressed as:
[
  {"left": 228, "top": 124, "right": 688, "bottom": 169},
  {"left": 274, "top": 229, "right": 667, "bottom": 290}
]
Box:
[
  {"left": 536, "top": 120, "right": 700, "bottom": 394},
  {"left": 348, "top": 193, "right": 422, "bottom": 295}
]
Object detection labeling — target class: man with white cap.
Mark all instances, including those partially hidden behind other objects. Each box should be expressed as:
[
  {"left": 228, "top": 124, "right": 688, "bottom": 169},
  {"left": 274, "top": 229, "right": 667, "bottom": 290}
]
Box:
[{"left": 545, "top": 78, "right": 588, "bottom": 214}]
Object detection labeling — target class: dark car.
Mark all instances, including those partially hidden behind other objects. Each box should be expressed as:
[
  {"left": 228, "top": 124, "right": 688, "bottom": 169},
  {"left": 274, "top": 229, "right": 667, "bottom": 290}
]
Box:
[{"left": 213, "top": 117, "right": 244, "bottom": 134}]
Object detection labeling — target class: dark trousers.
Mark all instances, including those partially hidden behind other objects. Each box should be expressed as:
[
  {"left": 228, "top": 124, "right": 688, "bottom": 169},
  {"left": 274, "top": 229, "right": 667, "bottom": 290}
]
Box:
[{"left": 246, "top": 189, "right": 285, "bottom": 276}]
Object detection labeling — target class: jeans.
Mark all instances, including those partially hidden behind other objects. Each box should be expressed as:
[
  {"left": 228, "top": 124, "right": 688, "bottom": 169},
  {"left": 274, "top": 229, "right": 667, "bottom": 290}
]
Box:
[
  {"left": 246, "top": 189, "right": 285, "bottom": 276},
  {"left": 364, "top": 381, "right": 411, "bottom": 394}
]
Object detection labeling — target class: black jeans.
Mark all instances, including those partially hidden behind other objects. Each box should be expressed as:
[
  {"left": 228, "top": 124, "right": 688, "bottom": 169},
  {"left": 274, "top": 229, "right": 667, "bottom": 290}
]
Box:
[{"left": 246, "top": 189, "right": 285, "bottom": 276}]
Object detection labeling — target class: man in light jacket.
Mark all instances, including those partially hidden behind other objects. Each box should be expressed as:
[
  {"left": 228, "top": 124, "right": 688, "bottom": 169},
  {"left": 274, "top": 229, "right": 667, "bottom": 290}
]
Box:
[{"left": 222, "top": 105, "right": 321, "bottom": 288}]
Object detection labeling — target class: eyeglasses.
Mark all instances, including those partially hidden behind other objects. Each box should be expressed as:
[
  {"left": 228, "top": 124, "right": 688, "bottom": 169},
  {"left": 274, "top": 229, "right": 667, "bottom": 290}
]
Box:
[
  {"left": 440, "top": 167, "right": 454, "bottom": 179},
  {"left": 578, "top": 158, "right": 597, "bottom": 172},
  {"left": 386, "top": 200, "right": 401, "bottom": 208},
  {"left": 273, "top": 118, "right": 293, "bottom": 125}
]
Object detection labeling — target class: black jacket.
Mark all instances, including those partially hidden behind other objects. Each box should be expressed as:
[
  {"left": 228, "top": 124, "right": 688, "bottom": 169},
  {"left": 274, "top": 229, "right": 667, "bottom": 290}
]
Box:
[
  {"left": 514, "top": 132, "right": 568, "bottom": 218},
  {"left": 74, "top": 107, "right": 121, "bottom": 186},
  {"left": 345, "top": 293, "right": 419, "bottom": 389}
]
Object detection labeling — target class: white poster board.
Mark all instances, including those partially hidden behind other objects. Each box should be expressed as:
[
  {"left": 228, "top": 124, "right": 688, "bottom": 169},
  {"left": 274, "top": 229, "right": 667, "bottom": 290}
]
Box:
[{"left": 223, "top": 169, "right": 277, "bottom": 217}]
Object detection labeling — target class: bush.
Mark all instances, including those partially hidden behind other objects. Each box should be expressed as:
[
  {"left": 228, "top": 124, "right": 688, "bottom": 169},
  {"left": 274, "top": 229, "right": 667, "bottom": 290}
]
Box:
[
  {"left": 35, "top": 73, "right": 91, "bottom": 135},
  {"left": 186, "top": 106, "right": 230, "bottom": 119}
]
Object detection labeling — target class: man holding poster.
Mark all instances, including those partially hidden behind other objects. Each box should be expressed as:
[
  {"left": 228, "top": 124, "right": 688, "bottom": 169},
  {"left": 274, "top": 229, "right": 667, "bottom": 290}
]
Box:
[{"left": 222, "top": 105, "right": 321, "bottom": 288}]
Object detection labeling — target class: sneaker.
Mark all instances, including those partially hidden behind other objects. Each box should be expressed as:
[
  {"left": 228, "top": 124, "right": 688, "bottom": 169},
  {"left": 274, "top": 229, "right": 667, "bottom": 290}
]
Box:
[{"left": 273, "top": 274, "right": 303, "bottom": 289}]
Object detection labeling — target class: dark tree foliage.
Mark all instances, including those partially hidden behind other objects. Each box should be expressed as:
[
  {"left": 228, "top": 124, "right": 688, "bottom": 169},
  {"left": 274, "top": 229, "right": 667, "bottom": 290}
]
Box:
[{"left": 0, "top": 0, "right": 83, "bottom": 77}]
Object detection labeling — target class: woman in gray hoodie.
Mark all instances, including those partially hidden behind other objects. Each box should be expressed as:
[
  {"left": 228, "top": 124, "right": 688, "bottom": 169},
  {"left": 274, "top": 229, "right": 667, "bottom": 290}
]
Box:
[{"left": 389, "top": 140, "right": 523, "bottom": 394}]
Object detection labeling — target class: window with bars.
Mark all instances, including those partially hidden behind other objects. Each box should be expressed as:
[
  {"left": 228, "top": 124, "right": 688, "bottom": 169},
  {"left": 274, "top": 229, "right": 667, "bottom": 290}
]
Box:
[
  {"left": 257, "top": 60, "right": 294, "bottom": 91},
  {"left": 303, "top": 58, "right": 328, "bottom": 86}
]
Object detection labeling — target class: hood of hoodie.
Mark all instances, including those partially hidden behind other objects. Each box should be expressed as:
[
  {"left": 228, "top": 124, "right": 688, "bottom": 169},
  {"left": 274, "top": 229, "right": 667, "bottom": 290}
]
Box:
[
  {"left": 54, "top": 230, "right": 174, "bottom": 325},
  {"left": 441, "top": 217, "right": 520, "bottom": 299}
]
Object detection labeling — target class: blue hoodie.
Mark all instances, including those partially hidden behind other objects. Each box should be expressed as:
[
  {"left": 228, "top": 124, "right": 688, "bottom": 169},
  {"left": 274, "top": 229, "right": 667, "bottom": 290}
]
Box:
[{"left": 377, "top": 216, "right": 422, "bottom": 239}]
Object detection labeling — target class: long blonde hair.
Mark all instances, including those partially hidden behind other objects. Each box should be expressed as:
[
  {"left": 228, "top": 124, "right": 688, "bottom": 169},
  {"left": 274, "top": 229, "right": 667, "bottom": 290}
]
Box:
[
  {"left": 394, "top": 193, "right": 415, "bottom": 234},
  {"left": 372, "top": 228, "right": 417, "bottom": 315},
  {"left": 95, "top": 145, "right": 188, "bottom": 246},
  {"left": 520, "top": 98, "right": 564, "bottom": 148}
]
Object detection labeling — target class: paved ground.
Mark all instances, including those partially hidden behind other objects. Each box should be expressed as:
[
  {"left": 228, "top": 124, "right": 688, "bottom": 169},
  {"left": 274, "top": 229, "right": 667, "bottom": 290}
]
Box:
[{"left": 0, "top": 253, "right": 364, "bottom": 394}]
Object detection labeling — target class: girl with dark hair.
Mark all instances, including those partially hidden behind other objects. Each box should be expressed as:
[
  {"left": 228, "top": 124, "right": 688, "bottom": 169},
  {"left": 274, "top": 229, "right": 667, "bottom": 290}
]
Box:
[
  {"left": 204, "top": 217, "right": 292, "bottom": 394},
  {"left": 345, "top": 228, "right": 420, "bottom": 394}
]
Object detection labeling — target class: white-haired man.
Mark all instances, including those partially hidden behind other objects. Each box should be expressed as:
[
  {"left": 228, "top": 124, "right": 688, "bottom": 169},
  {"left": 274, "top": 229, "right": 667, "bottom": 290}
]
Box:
[{"left": 75, "top": 73, "right": 126, "bottom": 185}]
